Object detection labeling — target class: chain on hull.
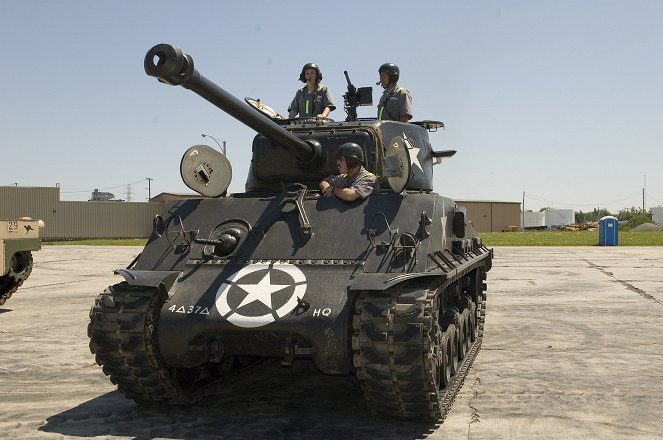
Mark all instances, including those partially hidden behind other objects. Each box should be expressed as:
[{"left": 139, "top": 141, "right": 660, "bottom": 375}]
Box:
[{"left": 352, "top": 266, "right": 487, "bottom": 420}]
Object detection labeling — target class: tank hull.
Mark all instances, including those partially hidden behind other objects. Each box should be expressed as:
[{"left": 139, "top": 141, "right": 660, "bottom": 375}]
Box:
[
  {"left": 89, "top": 192, "right": 491, "bottom": 418},
  {"left": 119, "top": 193, "right": 490, "bottom": 377}
]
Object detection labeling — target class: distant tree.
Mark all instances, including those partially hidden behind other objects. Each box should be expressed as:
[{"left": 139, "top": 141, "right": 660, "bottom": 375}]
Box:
[
  {"left": 618, "top": 207, "right": 652, "bottom": 231},
  {"left": 577, "top": 208, "right": 613, "bottom": 223},
  {"left": 539, "top": 207, "right": 551, "bottom": 212},
  {"left": 620, "top": 213, "right": 653, "bottom": 231},
  {"left": 617, "top": 207, "right": 652, "bottom": 222}
]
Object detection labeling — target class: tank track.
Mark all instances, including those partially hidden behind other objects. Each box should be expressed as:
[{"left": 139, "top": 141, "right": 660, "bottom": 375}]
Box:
[
  {"left": 352, "top": 267, "right": 487, "bottom": 420},
  {"left": 0, "top": 251, "right": 33, "bottom": 306},
  {"left": 88, "top": 282, "right": 268, "bottom": 404}
]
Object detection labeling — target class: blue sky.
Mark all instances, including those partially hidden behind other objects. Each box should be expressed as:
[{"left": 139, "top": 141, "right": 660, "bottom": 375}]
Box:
[{"left": 2, "top": 0, "right": 661, "bottom": 213}]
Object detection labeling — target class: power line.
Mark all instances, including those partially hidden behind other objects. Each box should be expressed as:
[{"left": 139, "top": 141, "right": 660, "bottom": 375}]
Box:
[
  {"left": 525, "top": 191, "right": 642, "bottom": 208},
  {"left": 646, "top": 193, "right": 663, "bottom": 207},
  {"left": 60, "top": 179, "right": 147, "bottom": 194}
]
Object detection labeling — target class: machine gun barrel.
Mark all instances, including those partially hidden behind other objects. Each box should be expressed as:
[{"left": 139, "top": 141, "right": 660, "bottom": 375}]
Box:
[
  {"left": 344, "top": 71, "right": 356, "bottom": 93},
  {"left": 144, "top": 44, "right": 321, "bottom": 165},
  {"left": 343, "top": 70, "right": 358, "bottom": 122}
]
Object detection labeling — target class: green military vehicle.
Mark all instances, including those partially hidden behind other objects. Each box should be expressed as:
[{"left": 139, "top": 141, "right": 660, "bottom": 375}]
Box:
[{"left": 0, "top": 217, "right": 44, "bottom": 306}]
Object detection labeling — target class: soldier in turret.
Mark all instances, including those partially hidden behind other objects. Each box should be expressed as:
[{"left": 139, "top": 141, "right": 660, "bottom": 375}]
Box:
[
  {"left": 288, "top": 63, "right": 336, "bottom": 120},
  {"left": 377, "top": 63, "right": 413, "bottom": 123},
  {"left": 319, "top": 143, "right": 378, "bottom": 201}
]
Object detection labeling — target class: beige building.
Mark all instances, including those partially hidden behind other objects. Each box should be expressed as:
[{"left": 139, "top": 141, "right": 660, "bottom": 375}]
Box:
[
  {"left": 2, "top": 186, "right": 519, "bottom": 238},
  {"left": 1, "top": 186, "right": 163, "bottom": 240},
  {"left": 456, "top": 200, "right": 521, "bottom": 233}
]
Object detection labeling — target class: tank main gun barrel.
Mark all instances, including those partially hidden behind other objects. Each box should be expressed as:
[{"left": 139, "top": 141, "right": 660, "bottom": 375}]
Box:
[{"left": 144, "top": 44, "right": 322, "bottom": 166}]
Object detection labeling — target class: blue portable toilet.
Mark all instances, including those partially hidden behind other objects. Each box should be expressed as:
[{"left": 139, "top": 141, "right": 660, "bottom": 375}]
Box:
[{"left": 599, "top": 216, "right": 619, "bottom": 246}]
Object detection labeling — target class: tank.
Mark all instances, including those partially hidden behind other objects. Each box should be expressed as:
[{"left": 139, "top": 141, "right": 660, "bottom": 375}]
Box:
[
  {"left": 87, "top": 43, "right": 493, "bottom": 420},
  {"left": 0, "top": 217, "right": 44, "bottom": 306}
]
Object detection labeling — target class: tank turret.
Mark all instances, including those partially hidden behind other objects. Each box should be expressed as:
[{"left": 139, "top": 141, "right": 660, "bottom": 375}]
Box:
[{"left": 144, "top": 44, "right": 455, "bottom": 194}]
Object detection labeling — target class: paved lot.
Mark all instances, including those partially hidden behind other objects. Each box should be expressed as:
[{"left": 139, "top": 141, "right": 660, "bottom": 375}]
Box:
[{"left": 1, "top": 246, "right": 662, "bottom": 439}]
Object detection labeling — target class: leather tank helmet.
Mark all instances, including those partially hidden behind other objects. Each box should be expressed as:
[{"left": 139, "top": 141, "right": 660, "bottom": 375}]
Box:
[
  {"left": 299, "top": 63, "right": 323, "bottom": 83},
  {"left": 378, "top": 63, "right": 400, "bottom": 84},
  {"left": 336, "top": 142, "right": 364, "bottom": 169}
]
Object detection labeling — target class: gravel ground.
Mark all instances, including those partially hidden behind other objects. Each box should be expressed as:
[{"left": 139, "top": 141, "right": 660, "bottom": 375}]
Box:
[{"left": 2, "top": 246, "right": 662, "bottom": 439}]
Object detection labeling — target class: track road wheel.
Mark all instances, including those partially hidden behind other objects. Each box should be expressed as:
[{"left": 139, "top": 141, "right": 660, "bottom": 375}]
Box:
[
  {"left": 445, "top": 324, "right": 459, "bottom": 376},
  {"left": 432, "top": 314, "right": 445, "bottom": 390},
  {"left": 0, "top": 251, "right": 33, "bottom": 306},
  {"left": 460, "top": 294, "right": 477, "bottom": 343},
  {"left": 440, "top": 331, "right": 453, "bottom": 388},
  {"left": 467, "top": 302, "right": 478, "bottom": 342},
  {"left": 456, "top": 313, "right": 467, "bottom": 361},
  {"left": 462, "top": 309, "right": 473, "bottom": 354}
]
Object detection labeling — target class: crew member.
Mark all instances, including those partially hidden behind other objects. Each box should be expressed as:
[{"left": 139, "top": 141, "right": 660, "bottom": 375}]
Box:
[
  {"left": 320, "top": 143, "right": 378, "bottom": 201},
  {"left": 377, "top": 63, "right": 413, "bottom": 122},
  {"left": 288, "top": 63, "right": 336, "bottom": 120}
]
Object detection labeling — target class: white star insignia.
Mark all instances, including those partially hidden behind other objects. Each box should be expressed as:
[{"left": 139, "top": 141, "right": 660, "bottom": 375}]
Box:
[
  {"left": 440, "top": 200, "right": 447, "bottom": 248},
  {"left": 403, "top": 133, "right": 423, "bottom": 172},
  {"left": 215, "top": 263, "right": 308, "bottom": 329},
  {"left": 236, "top": 271, "right": 290, "bottom": 309}
]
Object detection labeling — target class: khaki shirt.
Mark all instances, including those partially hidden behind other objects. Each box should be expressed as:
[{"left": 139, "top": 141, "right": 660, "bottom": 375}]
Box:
[
  {"left": 324, "top": 167, "right": 378, "bottom": 199},
  {"left": 377, "top": 84, "right": 413, "bottom": 121},
  {"left": 288, "top": 84, "right": 336, "bottom": 117}
]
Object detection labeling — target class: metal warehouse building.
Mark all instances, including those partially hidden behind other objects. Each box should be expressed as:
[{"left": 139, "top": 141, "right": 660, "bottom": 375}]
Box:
[
  {"left": 0, "top": 186, "right": 163, "bottom": 240},
  {"left": 455, "top": 200, "right": 522, "bottom": 232},
  {"left": 2, "top": 186, "right": 521, "bottom": 238}
]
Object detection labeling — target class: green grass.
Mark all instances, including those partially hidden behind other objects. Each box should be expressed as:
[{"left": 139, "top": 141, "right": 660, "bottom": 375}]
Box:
[
  {"left": 479, "top": 230, "right": 663, "bottom": 246},
  {"left": 41, "top": 231, "right": 663, "bottom": 247},
  {"left": 44, "top": 239, "right": 148, "bottom": 246}
]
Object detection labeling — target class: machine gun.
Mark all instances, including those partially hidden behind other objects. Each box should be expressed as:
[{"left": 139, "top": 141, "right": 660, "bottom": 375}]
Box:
[{"left": 342, "top": 71, "right": 372, "bottom": 122}]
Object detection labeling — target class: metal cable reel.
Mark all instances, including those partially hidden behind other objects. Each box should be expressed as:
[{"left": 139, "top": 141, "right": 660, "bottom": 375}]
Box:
[
  {"left": 180, "top": 144, "right": 232, "bottom": 197},
  {"left": 383, "top": 136, "right": 412, "bottom": 193}
]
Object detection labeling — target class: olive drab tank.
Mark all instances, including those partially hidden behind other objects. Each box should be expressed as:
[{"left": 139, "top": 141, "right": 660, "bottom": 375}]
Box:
[
  {"left": 87, "top": 43, "right": 493, "bottom": 420},
  {"left": 0, "top": 218, "right": 44, "bottom": 306}
]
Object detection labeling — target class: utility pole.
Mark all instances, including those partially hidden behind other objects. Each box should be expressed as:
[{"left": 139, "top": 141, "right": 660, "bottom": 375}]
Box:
[
  {"left": 125, "top": 184, "right": 134, "bottom": 202},
  {"left": 522, "top": 191, "right": 525, "bottom": 231},
  {"left": 146, "top": 177, "right": 154, "bottom": 200},
  {"left": 643, "top": 174, "right": 646, "bottom": 213}
]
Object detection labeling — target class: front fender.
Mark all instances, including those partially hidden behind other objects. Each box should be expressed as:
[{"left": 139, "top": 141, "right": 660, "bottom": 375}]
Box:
[
  {"left": 114, "top": 269, "right": 180, "bottom": 292},
  {"left": 350, "top": 271, "right": 446, "bottom": 292}
]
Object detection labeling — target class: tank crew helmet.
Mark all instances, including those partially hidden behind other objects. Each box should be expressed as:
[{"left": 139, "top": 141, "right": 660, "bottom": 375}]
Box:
[
  {"left": 336, "top": 142, "right": 364, "bottom": 169},
  {"left": 299, "top": 63, "right": 323, "bottom": 83},
  {"left": 378, "top": 63, "right": 400, "bottom": 84}
]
